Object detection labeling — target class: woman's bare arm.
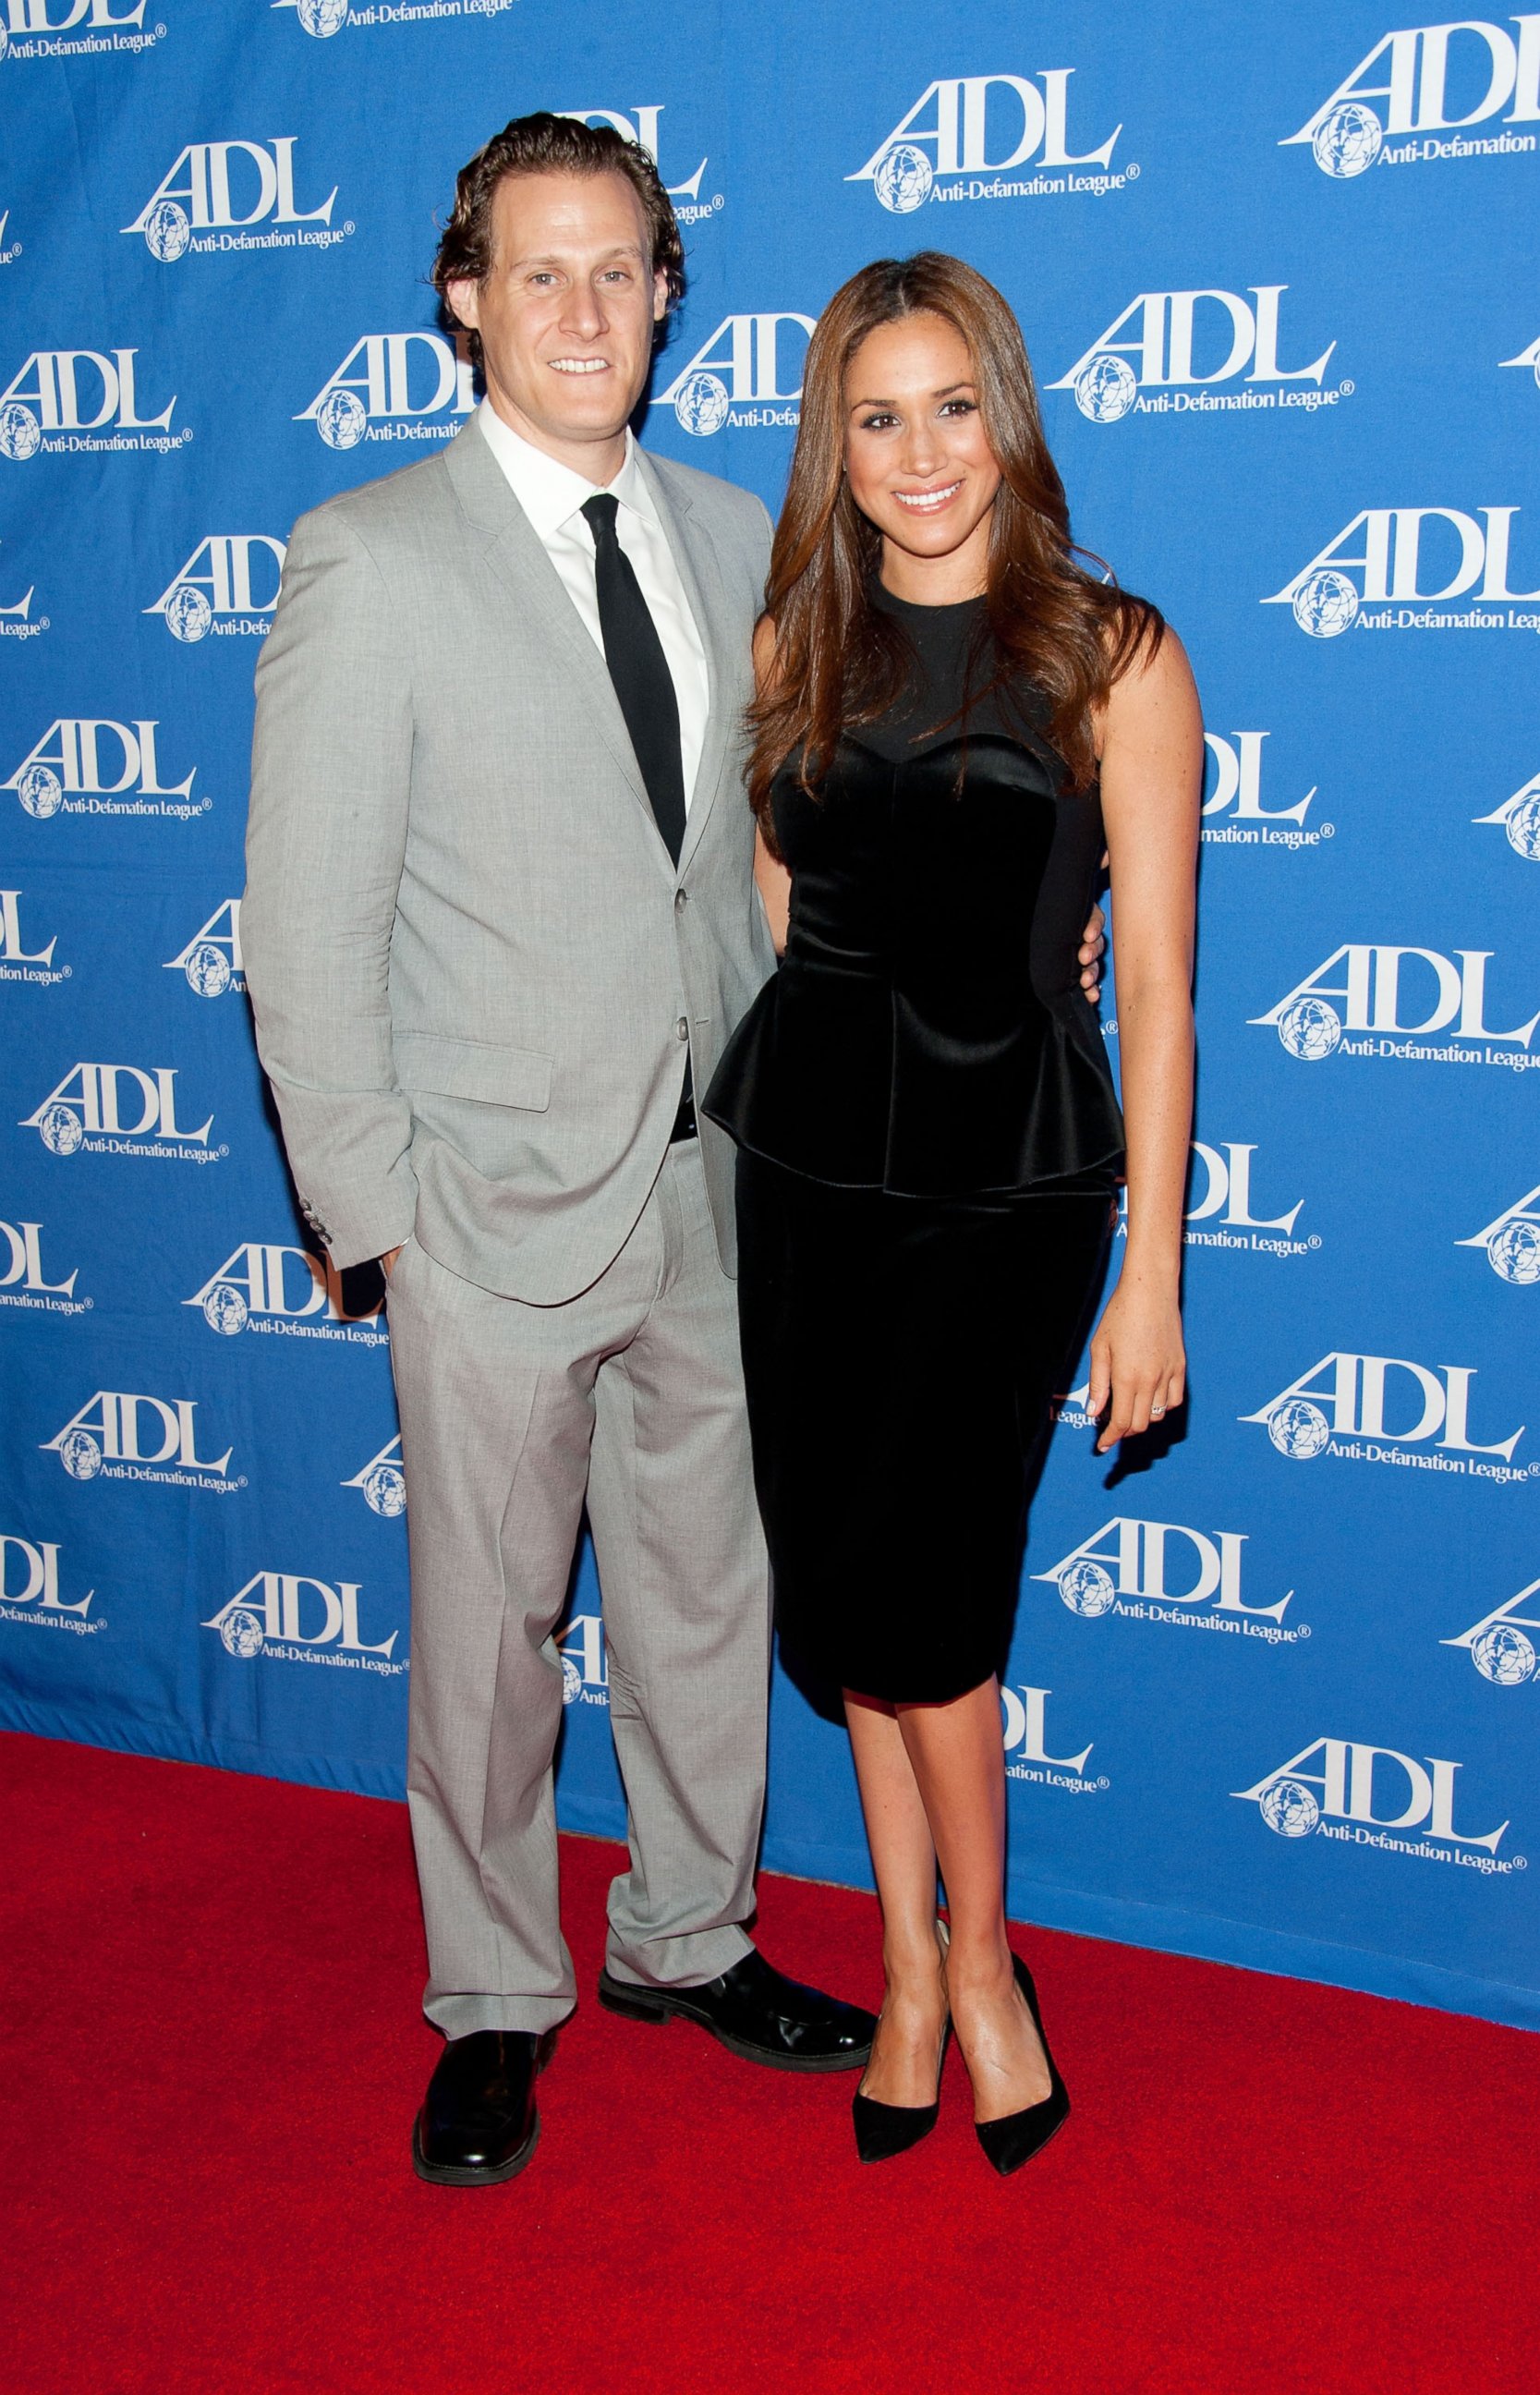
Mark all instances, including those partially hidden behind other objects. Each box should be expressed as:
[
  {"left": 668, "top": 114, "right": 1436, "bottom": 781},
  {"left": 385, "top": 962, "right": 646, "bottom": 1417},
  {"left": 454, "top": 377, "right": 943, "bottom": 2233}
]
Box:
[
  {"left": 1086, "top": 626, "right": 1203, "bottom": 1452},
  {"left": 750, "top": 615, "right": 793, "bottom": 954},
  {"left": 755, "top": 828, "right": 791, "bottom": 954}
]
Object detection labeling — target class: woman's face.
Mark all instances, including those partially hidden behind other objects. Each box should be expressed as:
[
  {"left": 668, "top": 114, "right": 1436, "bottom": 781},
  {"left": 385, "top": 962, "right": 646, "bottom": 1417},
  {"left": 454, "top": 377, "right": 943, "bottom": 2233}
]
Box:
[{"left": 843, "top": 311, "right": 1001, "bottom": 578}]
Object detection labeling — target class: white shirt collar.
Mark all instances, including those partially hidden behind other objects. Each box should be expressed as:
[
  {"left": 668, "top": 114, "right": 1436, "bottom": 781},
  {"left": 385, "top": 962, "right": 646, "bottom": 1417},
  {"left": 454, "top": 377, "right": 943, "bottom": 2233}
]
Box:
[{"left": 476, "top": 399, "right": 655, "bottom": 539}]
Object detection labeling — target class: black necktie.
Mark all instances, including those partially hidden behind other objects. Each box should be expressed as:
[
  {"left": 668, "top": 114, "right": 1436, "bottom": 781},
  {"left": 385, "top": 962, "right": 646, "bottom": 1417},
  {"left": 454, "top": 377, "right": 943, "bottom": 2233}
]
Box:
[
  {"left": 581, "top": 492, "right": 687, "bottom": 865},
  {"left": 581, "top": 492, "right": 696, "bottom": 1139}
]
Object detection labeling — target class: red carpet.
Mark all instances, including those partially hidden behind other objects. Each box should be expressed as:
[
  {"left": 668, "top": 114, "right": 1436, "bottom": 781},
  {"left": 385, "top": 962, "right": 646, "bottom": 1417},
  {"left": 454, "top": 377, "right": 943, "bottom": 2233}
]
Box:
[{"left": 3, "top": 1731, "right": 1536, "bottom": 2395}]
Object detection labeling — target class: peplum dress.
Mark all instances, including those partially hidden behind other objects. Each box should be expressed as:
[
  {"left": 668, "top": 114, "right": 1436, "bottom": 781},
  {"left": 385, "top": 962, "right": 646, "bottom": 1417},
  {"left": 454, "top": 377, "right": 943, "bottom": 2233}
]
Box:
[{"left": 702, "top": 587, "right": 1124, "bottom": 1704}]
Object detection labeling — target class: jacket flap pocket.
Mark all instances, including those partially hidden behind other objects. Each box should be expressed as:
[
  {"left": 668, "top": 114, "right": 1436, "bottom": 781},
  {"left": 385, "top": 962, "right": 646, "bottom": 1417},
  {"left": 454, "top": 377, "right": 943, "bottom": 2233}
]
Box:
[{"left": 395, "top": 1033, "right": 552, "bottom": 1112}]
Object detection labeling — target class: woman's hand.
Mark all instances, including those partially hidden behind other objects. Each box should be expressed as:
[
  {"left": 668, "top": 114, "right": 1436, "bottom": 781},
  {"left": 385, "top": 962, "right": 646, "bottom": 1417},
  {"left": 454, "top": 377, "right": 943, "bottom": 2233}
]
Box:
[
  {"left": 1086, "top": 1272, "right": 1185, "bottom": 1453},
  {"left": 1077, "top": 900, "right": 1106, "bottom": 1002}
]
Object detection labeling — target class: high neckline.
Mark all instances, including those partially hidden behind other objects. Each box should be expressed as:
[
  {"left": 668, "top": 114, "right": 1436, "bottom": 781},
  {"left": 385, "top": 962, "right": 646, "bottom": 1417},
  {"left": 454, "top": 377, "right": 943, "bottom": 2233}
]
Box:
[{"left": 875, "top": 580, "right": 986, "bottom": 615}]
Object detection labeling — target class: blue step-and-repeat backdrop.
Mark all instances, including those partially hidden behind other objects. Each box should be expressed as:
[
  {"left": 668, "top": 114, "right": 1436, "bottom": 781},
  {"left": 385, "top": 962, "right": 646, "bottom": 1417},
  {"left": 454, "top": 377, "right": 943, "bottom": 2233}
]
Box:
[{"left": 1, "top": 0, "right": 1536, "bottom": 2028}]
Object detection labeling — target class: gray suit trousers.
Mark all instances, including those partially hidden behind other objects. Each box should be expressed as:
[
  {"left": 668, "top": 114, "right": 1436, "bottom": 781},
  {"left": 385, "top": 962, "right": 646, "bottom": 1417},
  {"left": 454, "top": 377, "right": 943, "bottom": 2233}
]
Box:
[{"left": 387, "top": 1138, "right": 770, "bottom": 2037}]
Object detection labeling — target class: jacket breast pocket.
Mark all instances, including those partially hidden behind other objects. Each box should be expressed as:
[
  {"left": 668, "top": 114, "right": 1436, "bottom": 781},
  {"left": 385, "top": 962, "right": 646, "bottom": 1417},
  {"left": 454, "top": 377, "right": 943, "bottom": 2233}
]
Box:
[{"left": 394, "top": 1032, "right": 552, "bottom": 1113}]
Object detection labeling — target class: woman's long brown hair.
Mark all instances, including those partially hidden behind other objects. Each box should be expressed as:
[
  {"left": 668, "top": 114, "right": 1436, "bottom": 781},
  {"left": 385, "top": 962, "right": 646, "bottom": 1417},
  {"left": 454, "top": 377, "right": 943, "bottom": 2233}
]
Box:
[{"left": 747, "top": 251, "right": 1163, "bottom": 838}]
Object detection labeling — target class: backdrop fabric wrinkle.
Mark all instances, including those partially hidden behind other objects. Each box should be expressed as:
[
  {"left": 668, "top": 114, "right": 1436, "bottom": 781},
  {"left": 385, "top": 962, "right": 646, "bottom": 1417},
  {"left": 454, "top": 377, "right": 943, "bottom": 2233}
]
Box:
[{"left": 0, "top": 0, "right": 1535, "bottom": 2028}]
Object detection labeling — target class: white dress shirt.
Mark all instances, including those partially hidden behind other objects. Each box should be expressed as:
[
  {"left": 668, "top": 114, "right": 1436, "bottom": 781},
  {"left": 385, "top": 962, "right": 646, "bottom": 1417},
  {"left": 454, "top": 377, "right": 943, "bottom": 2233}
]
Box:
[{"left": 476, "top": 397, "right": 710, "bottom": 813}]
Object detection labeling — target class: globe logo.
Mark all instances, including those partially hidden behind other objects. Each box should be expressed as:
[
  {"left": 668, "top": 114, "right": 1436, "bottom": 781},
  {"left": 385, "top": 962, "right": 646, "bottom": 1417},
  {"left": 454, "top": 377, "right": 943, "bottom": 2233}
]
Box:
[
  {"left": 562, "top": 1654, "right": 583, "bottom": 1705},
  {"left": 143, "top": 199, "right": 191, "bottom": 263},
  {"left": 0, "top": 401, "right": 41, "bottom": 463},
  {"left": 36, "top": 1100, "right": 84, "bottom": 1156},
  {"left": 1277, "top": 995, "right": 1342, "bottom": 1062},
  {"left": 1312, "top": 102, "right": 1384, "bottom": 178},
  {"left": 874, "top": 143, "right": 935, "bottom": 214},
  {"left": 1291, "top": 567, "right": 1360, "bottom": 638},
  {"left": 164, "top": 582, "right": 212, "bottom": 643},
  {"left": 1266, "top": 1397, "right": 1332, "bottom": 1461},
  {"left": 1504, "top": 788, "right": 1540, "bottom": 862},
  {"left": 362, "top": 1462, "right": 407, "bottom": 1518},
  {"left": 219, "top": 1607, "right": 267, "bottom": 1660},
  {"left": 1486, "top": 1219, "right": 1540, "bottom": 1285},
  {"left": 673, "top": 371, "right": 731, "bottom": 437},
  {"left": 1259, "top": 1777, "right": 1320, "bottom": 1837},
  {"left": 1473, "top": 1624, "right": 1536, "bottom": 1686},
  {"left": 59, "top": 1428, "right": 103, "bottom": 1482},
  {"left": 1073, "top": 355, "right": 1138, "bottom": 425},
  {"left": 298, "top": 0, "right": 350, "bottom": 32},
  {"left": 201, "top": 1283, "right": 249, "bottom": 1337},
  {"left": 18, "top": 763, "right": 64, "bottom": 820},
  {"left": 1058, "top": 1560, "right": 1118, "bottom": 1618},
  {"left": 0, "top": 27, "right": 9, "bottom": 61},
  {"left": 316, "top": 389, "right": 368, "bottom": 451},
  {"left": 183, "top": 941, "right": 232, "bottom": 998}
]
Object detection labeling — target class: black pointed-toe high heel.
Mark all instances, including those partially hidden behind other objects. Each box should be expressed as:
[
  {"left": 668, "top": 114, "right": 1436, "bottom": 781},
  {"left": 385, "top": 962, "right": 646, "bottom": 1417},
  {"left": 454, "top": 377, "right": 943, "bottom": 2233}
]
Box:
[
  {"left": 973, "top": 1953, "right": 1071, "bottom": 2178},
  {"left": 852, "top": 1920, "right": 951, "bottom": 2164},
  {"left": 851, "top": 2018, "right": 952, "bottom": 2162}
]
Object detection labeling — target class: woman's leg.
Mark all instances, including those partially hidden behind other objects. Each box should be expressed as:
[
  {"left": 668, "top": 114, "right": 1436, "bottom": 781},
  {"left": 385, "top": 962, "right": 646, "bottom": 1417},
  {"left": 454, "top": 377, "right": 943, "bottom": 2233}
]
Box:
[
  {"left": 844, "top": 1692, "right": 950, "bottom": 2106},
  {"left": 897, "top": 1678, "right": 1051, "bottom": 2121}
]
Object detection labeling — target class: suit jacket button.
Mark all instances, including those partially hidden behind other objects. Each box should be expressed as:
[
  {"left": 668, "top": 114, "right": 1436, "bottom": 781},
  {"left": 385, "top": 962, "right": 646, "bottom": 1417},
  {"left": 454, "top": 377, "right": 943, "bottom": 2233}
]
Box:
[
  {"left": 675, "top": 888, "right": 688, "bottom": 909},
  {"left": 675, "top": 1016, "right": 689, "bottom": 1040}
]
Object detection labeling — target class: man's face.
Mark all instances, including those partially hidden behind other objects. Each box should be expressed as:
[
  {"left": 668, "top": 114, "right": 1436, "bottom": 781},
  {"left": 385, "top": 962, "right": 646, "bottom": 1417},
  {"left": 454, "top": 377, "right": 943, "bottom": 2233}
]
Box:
[{"left": 447, "top": 169, "right": 669, "bottom": 477}]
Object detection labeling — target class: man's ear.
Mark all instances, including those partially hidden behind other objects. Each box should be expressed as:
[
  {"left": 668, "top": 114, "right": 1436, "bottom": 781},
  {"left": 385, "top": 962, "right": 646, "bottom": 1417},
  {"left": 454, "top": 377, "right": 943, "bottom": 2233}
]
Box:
[
  {"left": 446, "top": 277, "right": 482, "bottom": 334},
  {"left": 652, "top": 268, "right": 670, "bottom": 325}
]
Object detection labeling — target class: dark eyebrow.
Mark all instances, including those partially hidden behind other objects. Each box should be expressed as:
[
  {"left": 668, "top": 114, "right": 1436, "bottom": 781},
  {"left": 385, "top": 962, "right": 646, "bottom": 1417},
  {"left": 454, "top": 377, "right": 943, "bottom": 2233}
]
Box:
[
  {"left": 847, "top": 380, "right": 976, "bottom": 412},
  {"left": 504, "top": 244, "right": 647, "bottom": 273}
]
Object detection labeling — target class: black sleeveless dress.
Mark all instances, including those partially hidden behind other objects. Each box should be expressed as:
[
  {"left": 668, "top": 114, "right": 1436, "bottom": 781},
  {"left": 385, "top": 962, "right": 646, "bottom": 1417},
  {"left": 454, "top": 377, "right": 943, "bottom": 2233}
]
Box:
[{"left": 702, "top": 589, "right": 1122, "bottom": 1704}]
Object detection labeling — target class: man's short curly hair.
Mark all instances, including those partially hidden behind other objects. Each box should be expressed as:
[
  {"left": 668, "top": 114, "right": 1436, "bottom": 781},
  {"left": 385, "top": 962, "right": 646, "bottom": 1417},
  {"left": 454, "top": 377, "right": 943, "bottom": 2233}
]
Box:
[{"left": 432, "top": 112, "right": 686, "bottom": 368}]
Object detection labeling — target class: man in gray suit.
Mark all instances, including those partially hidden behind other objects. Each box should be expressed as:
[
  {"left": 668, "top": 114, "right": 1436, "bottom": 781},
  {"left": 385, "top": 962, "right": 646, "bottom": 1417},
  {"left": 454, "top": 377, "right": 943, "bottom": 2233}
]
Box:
[{"left": 243, "top": 114, "right": 876, "bottom": 2187}]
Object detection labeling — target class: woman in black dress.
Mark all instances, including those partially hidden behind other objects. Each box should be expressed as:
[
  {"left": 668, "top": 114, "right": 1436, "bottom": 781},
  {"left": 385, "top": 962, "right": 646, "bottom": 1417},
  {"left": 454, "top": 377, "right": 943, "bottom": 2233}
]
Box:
[{"left": 703, "top": 254, "right": 1200, "bottom": 2173}]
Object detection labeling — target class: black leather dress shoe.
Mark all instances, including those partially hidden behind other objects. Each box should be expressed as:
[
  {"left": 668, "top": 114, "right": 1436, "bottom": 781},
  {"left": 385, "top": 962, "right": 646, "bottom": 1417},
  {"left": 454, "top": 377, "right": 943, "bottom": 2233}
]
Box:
[
  {"left": 597, "top": 1947, "right": 876, "bottom": 2073},
  {"left": 411, "top": 2029, "right": 544, "bottom": 2187}
]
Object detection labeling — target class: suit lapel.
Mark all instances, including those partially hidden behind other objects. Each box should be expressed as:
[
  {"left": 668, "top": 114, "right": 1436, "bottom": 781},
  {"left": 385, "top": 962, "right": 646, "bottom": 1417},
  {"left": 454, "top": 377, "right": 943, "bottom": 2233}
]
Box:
[
  {"left": 443, "top": 418, "right": 661, "bottom": 839},
  {"left": 635, "top": 447, "right": 736, "bottom": 878}
]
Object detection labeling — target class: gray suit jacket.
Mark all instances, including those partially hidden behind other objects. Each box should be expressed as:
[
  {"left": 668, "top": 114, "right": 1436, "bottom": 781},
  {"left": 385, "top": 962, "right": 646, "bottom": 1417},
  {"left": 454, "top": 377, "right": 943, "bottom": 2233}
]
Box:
[{"left": 243, "top": 415, "right": 776, "bottom": 1304}]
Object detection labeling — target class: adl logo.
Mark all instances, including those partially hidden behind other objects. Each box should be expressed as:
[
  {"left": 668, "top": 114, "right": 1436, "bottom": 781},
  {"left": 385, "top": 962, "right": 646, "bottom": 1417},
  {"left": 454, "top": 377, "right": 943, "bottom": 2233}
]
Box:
[
  {"left": 123, "top": 140, "right": 345, "bottom": 262},
  {"left": 0, "top": 1218, "right": 84, "bottom": 1315},
  {"left": 146, "top": 536, "right": 286, "bottom": 644},
  {"left": 0, "top": 347, "right": 182, "bottom": 464},
  {"left": 1456, "top": 1181, "right": 1540, "bottom": 1285},
  {"left": 1266, "top": 505, "right": 1540, "bottom": 636},
  {"left": 1252, "top": 944, "right": 1540, "bottom": 1064},
  {"left": 1243, "top": 1353, "right": 1525, "bottom": 1473},
  {"left": 1050, "top": 287, "right": 1340, "bottom": 425},
  {"left": 1202, "top": 729, "right": 1324, "bottom": 851},
  {"left": 164, "top": 901, "right": 243, "bottom": 998},
  {"left": 297, "top": 333, "right": 473, "bottom": 451},
  {"left": 273, "top": 0, "right": 515, "bottom": 37},
  {"left": 1473, "top": 767, "right": 1540, "bottom": 861},
  {"left": 187, "top": 1239, "right": 385, "bottom": 1343},
  {"left": 1034, "top": 1515, "right": 1299, "bottom": 1637},
  {"left": 1283, "top": 18, "right": 1540, "bottom": 176},
  {"left": 203, "top": 1569, "right": 401, "bottom": 1668},
  {"left": 1445, "top": 1574, "right": 1540, "bottom": 1684},
  {"left": 1233, "top": 1739, "right": 1514, "bottom": 1865},
  {"left": 42, "top": 1391, "right": 237, "bottom": 1489},
  {"left": 1000, "top": 1687, "right": 1104, "bottom": 1793},
  {"left": 0, "top": 1533, "right": 92, "bottom": 1622},
  {"left": 0, "top": 1, "right": 159, "bottom": 60},
  {"left": 557, "top": 108, "right": 718, "bottom": 223},
  {"left": 653, "top": 313, "right": 815, "bottom": 436},
  {"left": 559, "top": 1613, "right": 608, "bottom": 1707},
  {"left": 343, "top": 1435, "right": 406, "bottom": 1517},
  {"left": 3, "top": 716, "right": 200, "bottom": 821},
  {"left": 22, "top": 1062, "right": 216, "bottom": 1159},
  {"left": 0, "top": 888, "right": 65, "bottom": 986},
  {"left": 850, "top": 69, "right": 1126, "bottom": 213}
]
